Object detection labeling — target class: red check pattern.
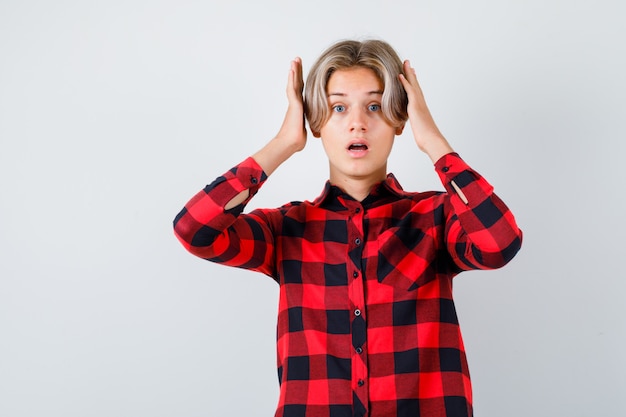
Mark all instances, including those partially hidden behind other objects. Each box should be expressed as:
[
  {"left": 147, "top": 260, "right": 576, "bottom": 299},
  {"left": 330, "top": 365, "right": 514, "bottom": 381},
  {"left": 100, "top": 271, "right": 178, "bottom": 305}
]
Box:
[{"left": 173, "top": 153, "right": 522, "bottom": 417}]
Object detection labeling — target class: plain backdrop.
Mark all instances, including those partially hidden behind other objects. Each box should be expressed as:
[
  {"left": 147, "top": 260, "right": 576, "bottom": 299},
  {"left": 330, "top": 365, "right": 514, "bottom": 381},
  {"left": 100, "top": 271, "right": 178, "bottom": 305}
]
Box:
[{"left": 1, "top": 1, "right": 625, "bottom": 416}]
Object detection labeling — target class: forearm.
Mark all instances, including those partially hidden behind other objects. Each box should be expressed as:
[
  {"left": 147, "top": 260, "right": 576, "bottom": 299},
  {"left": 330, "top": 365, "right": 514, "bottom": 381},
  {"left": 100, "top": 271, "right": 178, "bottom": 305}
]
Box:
[
  {"left": 223, "top": 133, "right": 303, "bottom": 210},
  {"left": 173, "top": 157, "right": 266, "bottom": 253},
  {"left": 437, "top": 153, "right": 523, "bottom": 269},
  {"left": 416, "top": 131, "right": 455, "bottom": 164},
  {"left": 398, "top": 61, "right": 454, "bottom": 163},
  {"left": 252, "top": 133, "right": 303, "bottom": 177},
  {"left": 253, "top": 56, "right": 307, "bottom": 177}
]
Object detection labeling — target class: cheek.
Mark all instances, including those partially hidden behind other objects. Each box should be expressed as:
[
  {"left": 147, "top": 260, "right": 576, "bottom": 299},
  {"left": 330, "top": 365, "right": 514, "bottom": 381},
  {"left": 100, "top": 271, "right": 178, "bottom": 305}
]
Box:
[
  {"left": 379, "top": 136, "right": 396, "bottom": 155},
  {"left": 320, "top": 137, "right": 337, "bottom": 156},
  {"left": 319, "top": 121, "right": 342, "bottom": 139}
]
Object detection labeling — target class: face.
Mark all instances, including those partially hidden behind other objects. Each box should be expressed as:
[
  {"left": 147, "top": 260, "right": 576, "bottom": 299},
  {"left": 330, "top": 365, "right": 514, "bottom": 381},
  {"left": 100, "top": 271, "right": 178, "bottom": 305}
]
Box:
[{"left": 315, "top": 67, "right": 404, "bottom": 188}]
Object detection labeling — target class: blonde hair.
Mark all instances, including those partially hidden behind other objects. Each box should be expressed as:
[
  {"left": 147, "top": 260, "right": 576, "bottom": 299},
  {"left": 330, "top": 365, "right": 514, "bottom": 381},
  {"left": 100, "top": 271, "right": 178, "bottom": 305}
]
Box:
[{"left": 304, "top": 39, "right": 408, "bottom": 134}]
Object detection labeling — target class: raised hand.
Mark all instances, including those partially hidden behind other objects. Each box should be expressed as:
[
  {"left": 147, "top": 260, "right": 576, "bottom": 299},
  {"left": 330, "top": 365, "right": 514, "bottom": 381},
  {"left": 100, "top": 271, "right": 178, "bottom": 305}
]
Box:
[
  {"left": 251, "top": 58, "right": 307, "bottom": 177},
  {"left": 399, "top": 60, "right": 454, "bottom": 163},
  {"left": 276, "top": 57, "right": 307, "bottom": 153}
]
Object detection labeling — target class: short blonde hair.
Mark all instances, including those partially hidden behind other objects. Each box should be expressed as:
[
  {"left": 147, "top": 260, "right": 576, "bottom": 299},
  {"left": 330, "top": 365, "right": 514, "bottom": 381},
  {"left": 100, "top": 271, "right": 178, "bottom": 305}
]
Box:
[{"left": 304, "top": 39, "right": 408, "bottom": 134}]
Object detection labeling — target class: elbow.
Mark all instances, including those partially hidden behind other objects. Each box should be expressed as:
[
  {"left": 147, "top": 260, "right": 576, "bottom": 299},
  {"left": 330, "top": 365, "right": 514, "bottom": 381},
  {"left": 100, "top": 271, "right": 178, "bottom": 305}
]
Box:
[
  {"left": 172, "top": 221, "right": 196, "bottom": 254},
  {"left": 474, "top": 231, "right": 523, "bottom": 270},
  {"left": 502, "top": 232, "right": 523, "bottom": 265},
  {"left": 173, "top": 223, "right": 223, "bottom": 259},
  {"left": 172, "top": 210, "right": 193, "bottom": 247},
  {"left": 172, "top": 208, "right": 217, "bottom": 256}
]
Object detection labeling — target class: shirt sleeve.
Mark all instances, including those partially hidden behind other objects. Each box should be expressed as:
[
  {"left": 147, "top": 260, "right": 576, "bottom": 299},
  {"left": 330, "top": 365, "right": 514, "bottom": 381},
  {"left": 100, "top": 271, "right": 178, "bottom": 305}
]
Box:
[
  {"left": 434, "top": 152, "right": 523, "bottom": 270},
  {"left": 172, "top": 157, "right": 276, "bottom": 277}
]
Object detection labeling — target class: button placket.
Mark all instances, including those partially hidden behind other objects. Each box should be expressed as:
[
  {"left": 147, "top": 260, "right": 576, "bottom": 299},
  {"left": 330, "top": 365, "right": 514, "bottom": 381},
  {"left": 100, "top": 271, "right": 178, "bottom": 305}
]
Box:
[{"left": 346, "top": 200, "right": 368, "bottom": 405}]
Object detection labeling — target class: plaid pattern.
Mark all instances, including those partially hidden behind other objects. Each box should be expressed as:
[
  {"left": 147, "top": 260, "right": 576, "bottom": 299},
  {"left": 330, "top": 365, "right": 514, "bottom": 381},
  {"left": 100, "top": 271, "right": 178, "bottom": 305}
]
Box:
[{"left": 173, "top": 153, "right": 522, "bottom": 417}]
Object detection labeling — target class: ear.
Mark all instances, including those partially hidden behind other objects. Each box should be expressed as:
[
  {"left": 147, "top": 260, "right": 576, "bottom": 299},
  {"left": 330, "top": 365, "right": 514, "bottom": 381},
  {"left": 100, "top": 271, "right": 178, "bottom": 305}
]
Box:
[{"left": 395, "top": 123, "right": 405, "bottom": 136}]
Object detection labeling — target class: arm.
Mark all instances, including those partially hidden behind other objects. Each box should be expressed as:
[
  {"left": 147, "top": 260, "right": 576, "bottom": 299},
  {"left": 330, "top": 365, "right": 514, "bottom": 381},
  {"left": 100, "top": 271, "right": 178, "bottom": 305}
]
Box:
[
  {"left": 399, "top": 60, "right": 522, "bottom": 269},
  {"left": 173, "top": 58, "right": 308, "bottom": 275},
  {"left": 436, "top": 153, "right": 522, "bottom": 270},
  {"left": 226, "top": 57, "right": 307, "bottom": 209},
  {"left": 398, "top": 59, "right": 454, "bottom": 163},
  {"left": 173, "top": 158, "right": 277, "bottom": 275}
]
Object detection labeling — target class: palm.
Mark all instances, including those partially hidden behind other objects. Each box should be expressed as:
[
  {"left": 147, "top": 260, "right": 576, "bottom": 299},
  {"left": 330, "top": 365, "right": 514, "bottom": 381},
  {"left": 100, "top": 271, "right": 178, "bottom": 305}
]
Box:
[{"left": 279, "top": 57, "right": 307, "bottom": 152}]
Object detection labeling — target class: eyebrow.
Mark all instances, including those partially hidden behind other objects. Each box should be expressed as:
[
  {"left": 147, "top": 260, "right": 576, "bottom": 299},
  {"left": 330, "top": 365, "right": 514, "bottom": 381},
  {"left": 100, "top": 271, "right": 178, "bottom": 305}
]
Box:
[{"left": 328, "top": 90, "right": 383, "bottom": 97}]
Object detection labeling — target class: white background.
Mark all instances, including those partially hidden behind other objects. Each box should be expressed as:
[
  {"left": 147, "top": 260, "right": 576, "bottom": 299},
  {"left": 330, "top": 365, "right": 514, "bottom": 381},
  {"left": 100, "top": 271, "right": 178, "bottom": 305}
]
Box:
[{"left": 1, "top": 0, "right": 625, "bottom": 416}]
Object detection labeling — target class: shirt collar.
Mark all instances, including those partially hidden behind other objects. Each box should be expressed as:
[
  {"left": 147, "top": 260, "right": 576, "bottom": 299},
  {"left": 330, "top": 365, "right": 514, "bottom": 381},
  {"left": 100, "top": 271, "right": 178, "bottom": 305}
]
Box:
[{"left": 312, "top": 173, "right": 407, "bottom": 210}]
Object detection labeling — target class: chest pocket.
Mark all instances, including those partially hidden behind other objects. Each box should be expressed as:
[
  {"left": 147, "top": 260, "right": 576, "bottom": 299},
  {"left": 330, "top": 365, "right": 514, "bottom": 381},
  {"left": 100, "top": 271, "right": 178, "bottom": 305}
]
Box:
[{"left": 368, "top": 225, "right": 436, "bottom": 291}]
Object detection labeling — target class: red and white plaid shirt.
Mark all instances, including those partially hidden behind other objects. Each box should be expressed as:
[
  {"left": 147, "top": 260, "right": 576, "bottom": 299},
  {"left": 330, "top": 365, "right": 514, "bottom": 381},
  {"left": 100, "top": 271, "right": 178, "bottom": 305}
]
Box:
[{"left": 173, "top": 153, "right": 522, "bottom": 417}]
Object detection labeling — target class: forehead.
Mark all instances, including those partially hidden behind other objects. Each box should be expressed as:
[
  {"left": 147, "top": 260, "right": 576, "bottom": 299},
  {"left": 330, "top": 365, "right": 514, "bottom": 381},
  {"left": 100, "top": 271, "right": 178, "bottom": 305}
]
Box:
[{"left": 326, "top": 67, "right": 383, "bottom": 95}]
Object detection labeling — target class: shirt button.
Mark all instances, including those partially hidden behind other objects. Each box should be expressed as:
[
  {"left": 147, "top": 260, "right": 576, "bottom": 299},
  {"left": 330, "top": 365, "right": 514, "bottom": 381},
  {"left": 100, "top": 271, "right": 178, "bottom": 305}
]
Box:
[
  {"left": 442, "top": 166, "right": 449, "bottom": 173},
  {"left": 356, "top": 347, "right": 363, "bottom": 354},
  {"left": 355, "top": 207, "right": 361, "bottom": 213},
  {"left": 250, "top": 177, "right": 258, "bottom": 184},
  {"left": 354, "top": 238, "right": 361, "bottom": 246},
  {"left": 354, "top": 309, "right": 361, "bottom": 317},
  {"left": 353, "top": 271, "right": 359, "bottom": 278},
  {"left": 358, "top": 379, "right": 365, "bottom": 387}
]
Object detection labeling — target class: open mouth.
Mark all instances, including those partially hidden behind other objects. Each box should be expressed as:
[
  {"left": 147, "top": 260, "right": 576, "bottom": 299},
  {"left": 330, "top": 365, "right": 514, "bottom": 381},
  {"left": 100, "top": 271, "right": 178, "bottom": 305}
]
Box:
[{"left": 348, "top": 143, "right": 368, "bottom": 151}]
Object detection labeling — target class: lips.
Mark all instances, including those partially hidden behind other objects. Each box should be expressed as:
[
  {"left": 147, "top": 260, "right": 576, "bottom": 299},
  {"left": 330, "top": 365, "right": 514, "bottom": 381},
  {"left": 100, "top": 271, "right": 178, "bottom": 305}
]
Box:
[
  {"left": 346, "top": 140, "right": 370, "bottom": 158},
  {"left": 347, "top": 139, "right": 370, "bottom": 151}
]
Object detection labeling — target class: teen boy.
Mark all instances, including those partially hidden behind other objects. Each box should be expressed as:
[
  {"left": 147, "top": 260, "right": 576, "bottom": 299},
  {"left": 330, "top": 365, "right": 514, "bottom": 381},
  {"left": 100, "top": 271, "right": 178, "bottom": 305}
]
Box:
[{"left": 173, "top": 39, "right": 522, "bottom": 417}]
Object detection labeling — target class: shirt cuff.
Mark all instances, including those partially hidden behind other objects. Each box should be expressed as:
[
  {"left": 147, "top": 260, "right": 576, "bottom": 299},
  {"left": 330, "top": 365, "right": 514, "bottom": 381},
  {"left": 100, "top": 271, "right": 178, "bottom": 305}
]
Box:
[
  {"left": 200, "top": 157, "right": 268, "bottom": 213},
  {"left": 235, "top": 157, "right": 268, "bottom": 192},
  {"left": 434, "top": 153, "right": 494, "bottom": 206}
]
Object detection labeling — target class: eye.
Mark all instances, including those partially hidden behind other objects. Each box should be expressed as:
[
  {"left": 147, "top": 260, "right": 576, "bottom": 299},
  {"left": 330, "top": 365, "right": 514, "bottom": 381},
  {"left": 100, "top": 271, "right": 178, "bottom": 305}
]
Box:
[
  {"left": 368, "top": 104, "right": 381, "bottom": 112},
  {"left": 332, "top": 104, "right": 346, "bottom": 113}
]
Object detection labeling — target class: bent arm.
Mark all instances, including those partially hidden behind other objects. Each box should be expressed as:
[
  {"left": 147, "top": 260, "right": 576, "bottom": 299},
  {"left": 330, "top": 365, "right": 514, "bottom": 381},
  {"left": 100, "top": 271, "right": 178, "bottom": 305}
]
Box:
[
  {"left": 173, "top": 158, "right": 277, "bottom": 276},
  {"left": 173, "top": 58, "right": 308, "bottom": 276},
  {"left": 437, "top": 153, "right": 523, "bottom": 270}
]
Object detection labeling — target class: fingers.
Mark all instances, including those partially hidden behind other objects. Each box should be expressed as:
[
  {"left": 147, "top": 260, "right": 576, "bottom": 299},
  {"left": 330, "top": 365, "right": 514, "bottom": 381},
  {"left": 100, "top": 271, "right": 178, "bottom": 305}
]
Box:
[
  {"left": 399, "top": 59, "right": 428, "bottom": 106},
  {"left": 287, "top": 57, "right": 304, "bottom": 102},
  {"left": 399, "top": 59, "right": 419, "bottom": 89},
  {"left": 296, "top": 58, "right": 304, "bottom": 92},
  {"left": 291, "top": 58, "right": 303, "bottom": 84},
  {"left": 403, "top": 59, "right": 416, "bottom": 77}
]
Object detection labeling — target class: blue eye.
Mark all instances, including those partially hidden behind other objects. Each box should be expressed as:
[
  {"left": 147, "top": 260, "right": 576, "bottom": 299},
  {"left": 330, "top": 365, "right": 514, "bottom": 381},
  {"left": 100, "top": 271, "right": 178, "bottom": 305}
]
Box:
[
  {"left": 368, "top": 104, "right": 381, "bottom": 112},
  {"left": 332, "top": 105, "right": 346, "bottom": 113}
]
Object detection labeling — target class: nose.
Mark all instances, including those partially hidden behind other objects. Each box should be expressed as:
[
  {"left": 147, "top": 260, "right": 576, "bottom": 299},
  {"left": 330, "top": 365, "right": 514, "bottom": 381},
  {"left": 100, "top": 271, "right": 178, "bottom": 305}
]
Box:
[{"left": 349, "top": 108, "right": 367, "bottom": 132}]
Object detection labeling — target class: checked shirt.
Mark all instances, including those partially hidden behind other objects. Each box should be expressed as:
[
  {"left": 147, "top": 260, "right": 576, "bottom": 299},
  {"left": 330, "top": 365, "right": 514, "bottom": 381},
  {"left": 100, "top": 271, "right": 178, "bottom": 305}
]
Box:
[{"left": 173, "top": 153, "right": 522, "bottom": 417}]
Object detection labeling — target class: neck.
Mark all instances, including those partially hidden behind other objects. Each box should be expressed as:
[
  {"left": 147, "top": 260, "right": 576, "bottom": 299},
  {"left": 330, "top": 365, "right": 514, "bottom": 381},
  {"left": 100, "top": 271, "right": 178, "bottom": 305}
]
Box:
[{"left": 329, "top": 173, "right": 387, "bottom": 202}]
